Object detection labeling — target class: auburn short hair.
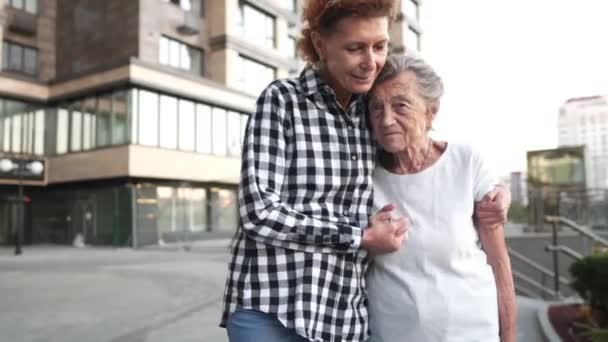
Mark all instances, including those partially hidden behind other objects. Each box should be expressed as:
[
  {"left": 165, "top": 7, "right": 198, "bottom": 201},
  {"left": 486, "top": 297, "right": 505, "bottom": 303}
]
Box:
[{"left": 298, "top": 0, "right": 398, "bottom": 63}]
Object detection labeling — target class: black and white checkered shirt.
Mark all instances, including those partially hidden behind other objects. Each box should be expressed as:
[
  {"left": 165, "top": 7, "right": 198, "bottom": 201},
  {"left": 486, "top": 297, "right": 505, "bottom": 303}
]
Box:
[{"left": 221, "top": 66, "right": 375, "bottom": 342}]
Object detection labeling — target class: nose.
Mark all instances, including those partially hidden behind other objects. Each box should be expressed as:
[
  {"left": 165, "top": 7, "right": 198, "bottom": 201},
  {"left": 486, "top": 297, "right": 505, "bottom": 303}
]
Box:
[
  {"left": 361, "top": 48, "right": 374, "bottom": 71},
  {"left": 381, "top": 108, "right": 396, "bottom": 128}
]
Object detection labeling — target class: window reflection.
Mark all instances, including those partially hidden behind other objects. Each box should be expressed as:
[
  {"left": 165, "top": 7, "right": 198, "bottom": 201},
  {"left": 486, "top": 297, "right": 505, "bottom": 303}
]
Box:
[
  {"left": 403, "top": 0, "right": 419, "bottom": 20},
  {"left": 406, "top": 26, "right": 420, "bottom": 52},
  {"left": 196, "top": 104, "right": 211, "bottom": 154},
  {"left": 0, "top": 88, "right": 250, "bottom": 158},
  {"left": 159, "top": 36, "right": 204, "bottom": 76},
  {"left": 179, "top": 100, "right": 195, "bottom": 151},
  {"left": 227, "top": 111, "right": 242, "bottom": 157},
  {"left": 160, "top": 95, "right": 178, "bottom": 149},
  {"left": 112, "top": 91, "right": 128, "bottom": 145},
  {"left": 97, "top": 94, "right": 112, "bottom": 147},
  {"left": 237, "top": 3, "right": 275, "bottom": 48},
  {"left": 56, "top": 108, "right": 69, "bottom": 154},
  {"left": 209, "top": 187, "right": 237, "bottom": 233},
  {"left": 70, "top": 103, "right": 82, "bottom": 152},
  {"left": 82, "top": 98, "right": 97, "bottom": 151},
  {"left": 236, "top": 55, "right": 276, "bottom": 95},
  {"left": 139, "top": 90, "right": 159, "bottom": 147},
  {"left": 212, "top": 107, "right": 227, "bottom": 155}
]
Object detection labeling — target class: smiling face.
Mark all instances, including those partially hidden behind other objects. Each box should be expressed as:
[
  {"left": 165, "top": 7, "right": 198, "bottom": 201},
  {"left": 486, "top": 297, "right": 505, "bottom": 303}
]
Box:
[
  {"left": 368, "top": 70, "right": 436, "bottom": 153},
  {"left": 312, "top": 16, "right": 390, "bottom": 99}
]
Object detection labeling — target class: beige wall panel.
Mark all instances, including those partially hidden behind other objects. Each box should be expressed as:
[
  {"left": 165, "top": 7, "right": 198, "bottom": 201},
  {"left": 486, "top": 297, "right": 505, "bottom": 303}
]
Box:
[
  {"left": 128, "top": 145, "right": 240, "bottom": 184},
  {"left": 47, "top": 147, "right": 130, "bottom": 184}
]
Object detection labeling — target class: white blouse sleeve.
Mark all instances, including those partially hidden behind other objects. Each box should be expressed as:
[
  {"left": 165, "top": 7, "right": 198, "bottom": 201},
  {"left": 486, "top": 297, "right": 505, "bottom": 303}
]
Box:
[{"left": 471, "top": 147, "right": 499, "bottom": 201}]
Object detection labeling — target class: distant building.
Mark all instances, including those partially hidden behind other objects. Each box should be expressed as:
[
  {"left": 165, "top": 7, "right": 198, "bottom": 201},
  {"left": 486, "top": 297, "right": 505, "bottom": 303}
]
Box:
[
  {"left": 509, "top": 171, "right": 528, "bottom": 206},
  {"left": 0, "top": 0, "right": 423, "bottom": 247},
  {"left": 558, "top": 95, "right": 608, "bottom": 189}
]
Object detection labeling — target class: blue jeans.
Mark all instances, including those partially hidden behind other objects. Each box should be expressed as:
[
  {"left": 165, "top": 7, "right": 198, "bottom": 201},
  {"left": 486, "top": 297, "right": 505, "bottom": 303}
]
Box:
[{"left": 226, "top": 308, "right": 310, "bottom": 342}]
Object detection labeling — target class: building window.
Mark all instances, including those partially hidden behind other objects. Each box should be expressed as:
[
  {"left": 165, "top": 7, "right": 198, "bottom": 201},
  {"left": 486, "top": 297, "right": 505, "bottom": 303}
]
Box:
[
  {"left": 285, "top": 0, "right": 297, "bottom": 13},
  {"left": 209, "top": 187, "right": 238, "bottom": 233},
  {"left": 402, "top": 0, "right": 418, "bottom": 21},
  {"left": 236, "top": 55, "right": 276, "bottom": 96},
  {"left": 159, "top": 95, "right": 178, "bottom": 149},
  {"left": 167, "top": 0, "right": 191, "bottom": 11},
  {"left": 237, "top": 2, "right": 275, "bottom": 48},
  {"left": 8, "top": 0, "right": 38, "bottom": 14},
  {"left": 212, "top": 107, "right": 227, "bottom": 156},
  {"left": 159, "top": 36, "right": 204, "bottom": 76},
  {"left": 138, "top": 90, "right": 159, "bottom": 147},
  {"left": 286, "top": 35, "right": 297, "bottom": 60},
  {"left": 178, "top": 100, "right": 195, "bottom": 151},
  {"left": 195, "top": 104, "right": 212, "bottom": 154},
  {"left": 2, "top": 41, "right": 38, "bottom": 76},
  {"left": 405, "top": 26, "right": 421, "bottom": 52}
]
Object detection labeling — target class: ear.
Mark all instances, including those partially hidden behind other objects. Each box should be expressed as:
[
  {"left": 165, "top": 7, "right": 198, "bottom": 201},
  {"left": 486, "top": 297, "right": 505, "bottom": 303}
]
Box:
[
  {"left": 425, "top": 103, "right": 439, "bottom": 130},
  {"left": 311, "top": 31, "right": 326, "bottom": 61},
  {"left": 427, "top": 102, "right": 439, "bottom": 121}
]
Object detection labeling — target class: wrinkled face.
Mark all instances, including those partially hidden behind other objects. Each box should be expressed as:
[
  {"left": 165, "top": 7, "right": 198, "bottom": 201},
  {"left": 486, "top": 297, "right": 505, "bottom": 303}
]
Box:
[
  {"left": 368, "top": 71, "right": 435, "bottom": 153},
  {"left": 312, "top": 16, "right": 390, "bottom": 95}
]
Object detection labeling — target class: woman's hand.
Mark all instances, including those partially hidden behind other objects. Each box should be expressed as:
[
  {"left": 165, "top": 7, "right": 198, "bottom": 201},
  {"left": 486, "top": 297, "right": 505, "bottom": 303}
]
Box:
[
  {"left": 475, "top": 185, "right": 511, "bottom": 229},
  {"left": 362, "top": 204, "right": 409, "bottom": 255}
]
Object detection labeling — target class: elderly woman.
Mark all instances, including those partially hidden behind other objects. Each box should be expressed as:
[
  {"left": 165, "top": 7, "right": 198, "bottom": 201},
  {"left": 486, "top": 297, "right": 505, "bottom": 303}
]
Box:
[{"left": 365, "top": 54, "right": 517, "bottom": 342}]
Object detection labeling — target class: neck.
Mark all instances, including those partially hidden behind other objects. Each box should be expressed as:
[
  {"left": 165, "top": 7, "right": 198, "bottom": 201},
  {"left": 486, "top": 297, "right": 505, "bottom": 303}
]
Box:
[
  {"left": 392, "top": 138, "right": 433, "bottom": 174},
  {"left": 317, "top": 64, "right": 352, "bottom": 109}
]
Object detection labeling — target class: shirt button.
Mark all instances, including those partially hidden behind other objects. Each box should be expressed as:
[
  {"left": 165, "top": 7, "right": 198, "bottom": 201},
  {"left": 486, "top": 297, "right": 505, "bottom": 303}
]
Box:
[
  {"left": 351, "top": 154, "right": 358, "bottom": 161},
  {"left": 347, "top": 125, "right": 354, "bottom": 131},
  {"left": 343, "top": 210, "right": 350, "bottom": 216}
]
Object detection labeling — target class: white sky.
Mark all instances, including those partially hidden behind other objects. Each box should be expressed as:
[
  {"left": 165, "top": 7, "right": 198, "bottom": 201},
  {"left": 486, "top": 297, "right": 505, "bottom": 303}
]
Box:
[{"left": 420, "top": 0, "right": 608, "bottom": 176}]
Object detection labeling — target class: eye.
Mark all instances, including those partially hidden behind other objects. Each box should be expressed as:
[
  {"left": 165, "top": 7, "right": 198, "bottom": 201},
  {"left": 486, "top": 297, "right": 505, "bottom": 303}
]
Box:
[
  {"left": 374, "top": 43, "right": 387, "bottom": 52},
  {"left": 394, "top": 102, "right": 408, "bottom": 111},
  {"left": 346, "top": 45, "right": 361, "bottom": 52}
]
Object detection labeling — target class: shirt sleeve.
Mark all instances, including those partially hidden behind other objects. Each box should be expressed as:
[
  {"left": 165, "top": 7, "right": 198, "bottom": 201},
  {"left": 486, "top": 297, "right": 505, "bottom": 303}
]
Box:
[
  {"left": 238, "top": 84, "right": 363, "bottom": 253},
  {"left": 472, "top": 147, "right": 499, "bottom": 201}
]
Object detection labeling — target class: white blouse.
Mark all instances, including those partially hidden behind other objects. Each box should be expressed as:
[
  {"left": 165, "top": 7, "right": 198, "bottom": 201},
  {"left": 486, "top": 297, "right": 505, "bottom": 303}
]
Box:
[{"left": 366, "top": 143, "right": 499, "bottom": 342}]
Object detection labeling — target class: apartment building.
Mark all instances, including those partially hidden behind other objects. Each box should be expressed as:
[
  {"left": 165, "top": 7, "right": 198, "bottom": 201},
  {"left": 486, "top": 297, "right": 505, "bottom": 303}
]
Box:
[{"left": 0, "top": 0, "right": 422, "bottom": 247}]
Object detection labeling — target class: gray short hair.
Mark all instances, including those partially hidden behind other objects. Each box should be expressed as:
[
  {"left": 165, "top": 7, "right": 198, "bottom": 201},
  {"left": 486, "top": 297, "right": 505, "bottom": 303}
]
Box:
[{"left": 373, "top": 54, "right": 444, "bottom": 107}]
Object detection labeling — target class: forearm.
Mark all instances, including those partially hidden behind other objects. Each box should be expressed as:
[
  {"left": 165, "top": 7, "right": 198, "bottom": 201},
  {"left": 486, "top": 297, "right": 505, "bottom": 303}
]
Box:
[
  {"left": 490, "top": 253, "right": 517, "bottom": 342},
  {"left": 479, "top": 226, "right": 517, "bottom": 342},
  {"left": 240, "top": 195, "right": 363, "bottom": 253}
]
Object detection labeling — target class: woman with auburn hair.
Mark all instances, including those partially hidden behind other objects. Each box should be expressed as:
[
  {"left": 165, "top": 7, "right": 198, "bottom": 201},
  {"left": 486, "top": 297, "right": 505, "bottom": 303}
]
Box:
[{"left": 220, "top": 1, "right": 510, "bottom": 341}]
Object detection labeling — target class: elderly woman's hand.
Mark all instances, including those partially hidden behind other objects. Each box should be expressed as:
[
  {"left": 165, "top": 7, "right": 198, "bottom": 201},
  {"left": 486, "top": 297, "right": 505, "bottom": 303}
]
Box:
[
  {"left": 474, "top": 185, "right": 511, "bottom": 229},
  {"left": 363, "top": 204, "right": 409, "bottom": 255}
]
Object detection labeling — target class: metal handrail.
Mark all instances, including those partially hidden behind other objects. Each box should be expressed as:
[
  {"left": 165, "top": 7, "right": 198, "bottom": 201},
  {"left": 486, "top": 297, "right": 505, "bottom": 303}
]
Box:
[
  {"left": 544, "top": 215, "right": 608, "bottom": 247},
  {"left": 514, "top": 284, "right": 541, "bottom": 299},
  {"left": 512, "top": 270, "right": 559, "bottom": 298},
  {"left": 545, "top": 244, "right": 584, "bottom": 260},
  {"left": 507, "top": 247, "right": 570, "bottom": 287}
]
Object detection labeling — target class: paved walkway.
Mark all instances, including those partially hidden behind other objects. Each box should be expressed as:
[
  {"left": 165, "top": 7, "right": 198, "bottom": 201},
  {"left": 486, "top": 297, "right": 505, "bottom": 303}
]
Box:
[{"left": 0, "top": 246, "right": 230, "bottom": 342}]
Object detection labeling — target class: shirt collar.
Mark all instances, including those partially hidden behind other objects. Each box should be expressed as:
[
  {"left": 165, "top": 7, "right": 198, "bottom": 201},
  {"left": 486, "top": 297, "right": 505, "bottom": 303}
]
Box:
[{"left": 297, "top": 64, "right": 367, "bottom": 110}]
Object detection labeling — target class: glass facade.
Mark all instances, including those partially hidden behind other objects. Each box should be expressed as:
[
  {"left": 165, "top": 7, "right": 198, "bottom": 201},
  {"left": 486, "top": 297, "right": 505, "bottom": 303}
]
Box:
[
  {"left": 0, "top": 87, "right": 249, "bottom": 157},
  {"left": 237, "top": 2, "right": 275, "bottom": 48},
  {"left": 134, "top": 182, "right": 237, "bottom": 246},
  {"left": 130, "top": 88, "right": 248, "bottom": 157},
  {"left": 0, "top": 98, "right": 44, "bottom": 155}
]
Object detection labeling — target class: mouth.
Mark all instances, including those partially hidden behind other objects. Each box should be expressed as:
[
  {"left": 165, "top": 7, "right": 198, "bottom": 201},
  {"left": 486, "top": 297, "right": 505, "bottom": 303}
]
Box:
[{"left": 352, "top": 74, "right": 374, "bottom": 83}]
